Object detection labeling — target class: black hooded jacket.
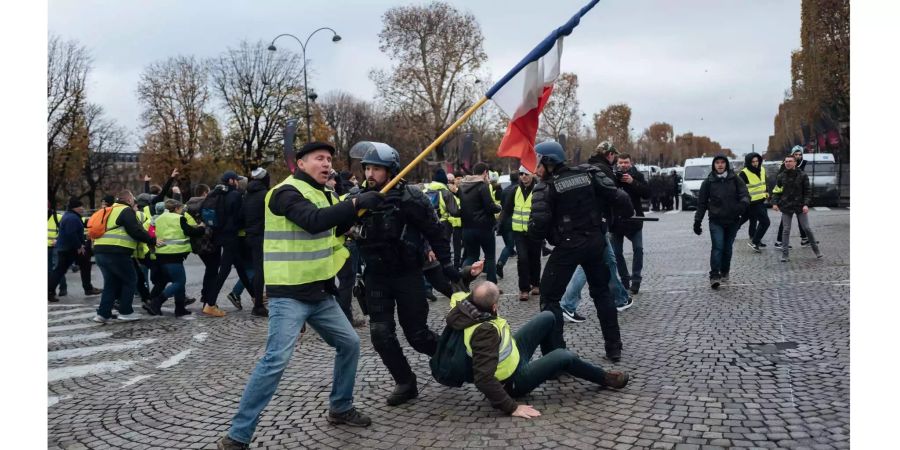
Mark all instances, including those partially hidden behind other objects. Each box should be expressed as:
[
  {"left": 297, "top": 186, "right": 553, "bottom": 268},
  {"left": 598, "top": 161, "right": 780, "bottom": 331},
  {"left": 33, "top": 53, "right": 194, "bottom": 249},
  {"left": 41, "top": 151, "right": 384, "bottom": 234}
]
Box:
[
  {"left": 738, "top": 152, "right": 766, "bottom": 204},
  {"left": 694, "top": 156, "right": 750, "bottom": 225},
  {"left": 242, "top": 175, "right": 270, "bottom": 238}
]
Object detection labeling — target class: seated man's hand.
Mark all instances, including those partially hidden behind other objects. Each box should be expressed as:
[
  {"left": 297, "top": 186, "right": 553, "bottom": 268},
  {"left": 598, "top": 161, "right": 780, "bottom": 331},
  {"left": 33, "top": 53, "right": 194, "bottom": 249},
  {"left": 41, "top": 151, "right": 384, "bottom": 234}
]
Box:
[
  {"left": 470, "top": 260, "right": 484, "bottom": 277},
  {"left": 511, "top": 404, "right": 541, "bottom": 419}
]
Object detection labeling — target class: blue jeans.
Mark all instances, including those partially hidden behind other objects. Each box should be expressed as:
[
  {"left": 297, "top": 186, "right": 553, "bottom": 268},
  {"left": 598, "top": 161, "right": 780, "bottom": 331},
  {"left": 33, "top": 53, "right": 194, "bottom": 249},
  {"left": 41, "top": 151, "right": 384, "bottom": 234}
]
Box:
[
  {"left": 230, "top": 266, "right": 257, "bottom": 297},
  {"left": 507, "top": 311, "right": 608, "bottom": 396},
  {"left": 161, "top": 263, "right": 187, "bottom": 302},
  {"left": 561, "top": 235, "right": 629, "bottom": 311},
  {"left": 462, "top": 228, "right": 497, "bottom": 283},
  {"left": 497, "top": 229, "right": 516, "bottom": 267},
  {"left": 610, "top": 229, "right": 643, "bottom": 287},
  {"left": 228, "top": 297, "right": 361, "bottom": 444},
  {"left": 48, "top": 247, "right": 67, "bottom": 291},
  {"left": 709, "top": 221, "right": 740, "bottom": 277},
  {"left": 95, "top": 252, "right": 136, "bottom": 318}
]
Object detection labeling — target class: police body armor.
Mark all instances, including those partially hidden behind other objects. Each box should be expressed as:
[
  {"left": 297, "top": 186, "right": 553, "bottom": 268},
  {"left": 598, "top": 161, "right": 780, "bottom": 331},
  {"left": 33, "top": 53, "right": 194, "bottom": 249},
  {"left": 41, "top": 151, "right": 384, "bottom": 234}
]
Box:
[
  {"left": 547, "top": 165, "right": 606, "bottom": 244},
  {"left": 354, "top": 185, "right": 426, "bottom": 274}
]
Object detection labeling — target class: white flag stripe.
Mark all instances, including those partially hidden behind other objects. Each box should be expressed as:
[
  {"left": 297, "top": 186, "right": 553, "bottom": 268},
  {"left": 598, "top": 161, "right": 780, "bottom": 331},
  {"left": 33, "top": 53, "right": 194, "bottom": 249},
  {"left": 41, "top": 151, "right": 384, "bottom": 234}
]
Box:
[
  {"left": 48, "top": 339, "right": 156, "bottom": 360},
  {"left": 491, "top": 38, "right": 563, "bottom": 121},
  {"left": 48, "top": 360, "right": 136, "bottom": 383}
]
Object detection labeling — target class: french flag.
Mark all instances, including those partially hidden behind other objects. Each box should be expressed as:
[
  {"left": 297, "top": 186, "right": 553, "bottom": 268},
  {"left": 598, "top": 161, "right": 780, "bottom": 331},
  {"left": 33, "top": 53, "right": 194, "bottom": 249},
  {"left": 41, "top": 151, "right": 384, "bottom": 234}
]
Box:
[{"left": 486, "top": 0, "right": 599, "bottom": 172}]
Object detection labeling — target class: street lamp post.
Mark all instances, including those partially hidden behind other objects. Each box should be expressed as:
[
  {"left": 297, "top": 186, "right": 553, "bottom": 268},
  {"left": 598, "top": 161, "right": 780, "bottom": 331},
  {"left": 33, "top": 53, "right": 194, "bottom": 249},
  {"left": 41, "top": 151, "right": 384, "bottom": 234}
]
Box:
[{"left": 268, "top": 28, "right": 341, "bottom": 143}]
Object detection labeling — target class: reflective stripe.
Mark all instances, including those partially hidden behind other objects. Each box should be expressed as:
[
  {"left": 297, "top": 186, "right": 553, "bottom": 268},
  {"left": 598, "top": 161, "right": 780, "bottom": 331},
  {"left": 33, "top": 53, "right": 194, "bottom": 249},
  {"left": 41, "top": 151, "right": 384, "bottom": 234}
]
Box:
[
  {"left": 264, "top": 229, "right": 332, "bottom": 241},
  {"left": 160, "top": 238, "right": 189, "bottom": 245},
  {"left": 264, "top": 247, "right": 335, "bottom": 262},
  {"left": 741, "top": 167, "right": 768, "bottom": 202},
  {"left": 511, "top": 186, "right": 532, "bottom": 232},
  {"left": 463, "top": 316, "right": 521, "bottom": 381}
]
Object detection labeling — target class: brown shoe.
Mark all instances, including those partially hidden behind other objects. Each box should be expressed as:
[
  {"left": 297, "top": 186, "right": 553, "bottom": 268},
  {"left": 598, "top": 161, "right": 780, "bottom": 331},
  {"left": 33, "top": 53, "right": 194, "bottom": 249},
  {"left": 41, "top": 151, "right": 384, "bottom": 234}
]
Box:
[
  {"left": 202, "top": 304, "right": 226, "bottom": 317},
  {"left": 352, "top": 318, "right": 367, "bottom": 328},
  {"left": 518, "top": 291, "right": 529, "bottom": 301},
  {"left": 530, "top": 286, "right": 540, "bottom": 295},
  {"left": 84, "top": 287, "right": 103, "bottom": 296},
  {"left": 604, "top": 370, "right": 629, "bottom": 389}
]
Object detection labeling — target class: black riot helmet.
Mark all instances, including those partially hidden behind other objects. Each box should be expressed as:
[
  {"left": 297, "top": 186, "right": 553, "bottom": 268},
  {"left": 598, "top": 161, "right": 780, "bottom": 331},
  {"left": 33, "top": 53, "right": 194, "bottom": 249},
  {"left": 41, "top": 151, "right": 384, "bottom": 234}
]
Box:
[{"left": 351, "top": 141, "right": 402, "bottom": 176}]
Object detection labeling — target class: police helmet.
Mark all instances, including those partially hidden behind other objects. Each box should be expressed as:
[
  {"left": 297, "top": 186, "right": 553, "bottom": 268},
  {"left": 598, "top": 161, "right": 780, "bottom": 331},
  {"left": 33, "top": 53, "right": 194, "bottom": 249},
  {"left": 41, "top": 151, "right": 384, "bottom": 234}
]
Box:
[
  {"left": 535, "top": 141, "right": 566, "bottom": 166},
  {"left": 355, "top": 141, "right": 401, "bottom": 176}
]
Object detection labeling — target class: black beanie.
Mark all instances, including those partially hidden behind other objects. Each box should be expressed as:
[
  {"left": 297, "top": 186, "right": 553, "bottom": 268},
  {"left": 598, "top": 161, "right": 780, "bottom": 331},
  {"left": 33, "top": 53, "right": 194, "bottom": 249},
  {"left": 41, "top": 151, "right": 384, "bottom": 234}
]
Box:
[
  {"left": 67, "top": 197, "right": 84, "bottom": 210},
  {"left": 433, "top": 168, "right": 449, "bottom": 185}
]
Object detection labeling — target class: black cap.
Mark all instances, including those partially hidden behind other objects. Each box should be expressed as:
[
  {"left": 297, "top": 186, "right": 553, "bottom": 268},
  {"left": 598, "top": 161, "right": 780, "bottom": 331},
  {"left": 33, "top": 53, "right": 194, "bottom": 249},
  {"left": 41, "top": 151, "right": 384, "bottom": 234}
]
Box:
[
  {"left": 221, "top": 170, "right": 239, "bottom": 183},
  {"left": 67, "top": 196, "right": 83, "bottom": 210},
  {"left": 296, "top": 141, "right": 336, "bottom": 159},
  {"left": 102, "top": 195, "right": 115, "bottom": 206}
]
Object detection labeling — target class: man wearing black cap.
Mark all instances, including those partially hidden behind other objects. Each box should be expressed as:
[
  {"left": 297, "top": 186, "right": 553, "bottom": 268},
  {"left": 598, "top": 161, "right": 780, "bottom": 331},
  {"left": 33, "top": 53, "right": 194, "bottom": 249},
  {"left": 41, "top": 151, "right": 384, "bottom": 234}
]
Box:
[
  {"left": 693, "top": 155, "right": 750, "bottom": 289},
  {"left": 201, "top": 170, "right": 254, "bottom": 317},
  {"left": 49, "top": 197, "right": 99, "bottom": 302},
  {"left": 218, "top": 142, "right": 383, "bottom": 449}
]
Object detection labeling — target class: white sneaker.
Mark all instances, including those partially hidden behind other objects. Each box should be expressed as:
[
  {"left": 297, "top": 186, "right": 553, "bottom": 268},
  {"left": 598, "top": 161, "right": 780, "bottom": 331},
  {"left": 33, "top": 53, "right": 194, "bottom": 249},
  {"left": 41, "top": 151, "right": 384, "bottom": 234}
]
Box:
[
  {"left": 92, "top": 315, "right": 115, "bottom": 324},
  {"left": 616, "top": 297, "right": 634, "bottom": 312},
  {"left": 117, "top": 312, "right": 142, "bottom": 322}
]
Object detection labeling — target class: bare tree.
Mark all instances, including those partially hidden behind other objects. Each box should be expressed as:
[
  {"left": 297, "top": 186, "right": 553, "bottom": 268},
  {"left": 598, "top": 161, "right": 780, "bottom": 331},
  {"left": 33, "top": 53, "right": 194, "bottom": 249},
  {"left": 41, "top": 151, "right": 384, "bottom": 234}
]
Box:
[
  {"left": 72, "top": 104, "right": 129, "bottom": 208},
  {"left": 371, "top": 1, "right": 487, "bottom": 163},
  {"left": 539, "top": 72, "right": 581, "bottom": 141},
  {"left": 48, "top": 35, "right": 91, "bottom": 203},
  {"left": 137, "top": 55, "right": 213, "bottom": 191},
  {"left": 320, "top": 91, "right": 378, "bottom": 169},
  {"left": 209, "top": 40, "right": 305, "bottom": 173}
]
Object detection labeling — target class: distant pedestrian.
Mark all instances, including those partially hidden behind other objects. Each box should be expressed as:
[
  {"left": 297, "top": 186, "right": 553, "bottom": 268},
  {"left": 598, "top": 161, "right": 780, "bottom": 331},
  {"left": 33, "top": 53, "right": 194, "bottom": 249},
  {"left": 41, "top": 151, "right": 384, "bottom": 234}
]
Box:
[{"left": 738, "top": 152, "right": 771, "bottom": 252}]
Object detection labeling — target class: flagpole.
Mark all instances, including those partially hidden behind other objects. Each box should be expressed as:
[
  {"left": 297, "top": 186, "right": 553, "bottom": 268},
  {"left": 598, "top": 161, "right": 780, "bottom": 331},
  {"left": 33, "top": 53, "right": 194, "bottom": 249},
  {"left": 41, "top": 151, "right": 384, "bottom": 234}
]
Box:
[{"left": 380, "top": 96, "right": 488, "bottom": 194}]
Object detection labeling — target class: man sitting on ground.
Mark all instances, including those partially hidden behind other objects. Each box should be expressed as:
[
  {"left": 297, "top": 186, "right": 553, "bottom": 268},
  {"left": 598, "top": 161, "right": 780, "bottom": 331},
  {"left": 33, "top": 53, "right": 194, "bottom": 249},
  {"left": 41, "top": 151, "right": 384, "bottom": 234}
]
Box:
[{"left": 445, "top": 277, "right": 630, "bottom": 418}]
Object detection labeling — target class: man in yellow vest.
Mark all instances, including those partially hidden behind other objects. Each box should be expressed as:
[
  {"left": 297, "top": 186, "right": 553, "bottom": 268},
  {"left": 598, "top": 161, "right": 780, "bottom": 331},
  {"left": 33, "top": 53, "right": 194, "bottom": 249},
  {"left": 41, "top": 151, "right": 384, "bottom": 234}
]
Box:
[
  {"left": 92, "top": 190, "right": 157, "bottom": 323},
  {"left": 446, "top": 280, "right": 629, "bottom": 418},
  {"left": 219, "top": 142, "right": 385, "bottom": 450},
  {"left": 502, "top": 166, "right": 542, "bottom": 301},
  {"left": 738, "top": 152, "right": 770, "bottom": 252},
  {"left": 47, "top": 203, "right": 67, "bottom": 298},
  {"left": 144, "top": 199, "right": 206, "bottom": 317}
]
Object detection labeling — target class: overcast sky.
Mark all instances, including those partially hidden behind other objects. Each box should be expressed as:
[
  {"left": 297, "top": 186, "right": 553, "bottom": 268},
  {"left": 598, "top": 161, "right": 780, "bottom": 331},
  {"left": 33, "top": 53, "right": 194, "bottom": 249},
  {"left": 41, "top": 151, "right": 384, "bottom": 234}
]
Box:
[{"left": 48, "top": 0, "right": 800, "bottom": 156}]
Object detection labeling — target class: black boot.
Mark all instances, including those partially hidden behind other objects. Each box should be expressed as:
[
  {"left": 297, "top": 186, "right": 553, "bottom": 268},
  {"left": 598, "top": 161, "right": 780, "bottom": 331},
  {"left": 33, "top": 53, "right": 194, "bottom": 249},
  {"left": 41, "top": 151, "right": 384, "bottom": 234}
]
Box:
[
  {"left": 386, "top": 376, "right": 418, "bottom": 406},
  {"left": 605, "top": 342, "right": 623, "bottom": 362},
  {"left": 143, "top": 296, "right": 163, "bottom": 316},
  {"left": 629, "top": 280, "right": 641, "bottom": 295}
]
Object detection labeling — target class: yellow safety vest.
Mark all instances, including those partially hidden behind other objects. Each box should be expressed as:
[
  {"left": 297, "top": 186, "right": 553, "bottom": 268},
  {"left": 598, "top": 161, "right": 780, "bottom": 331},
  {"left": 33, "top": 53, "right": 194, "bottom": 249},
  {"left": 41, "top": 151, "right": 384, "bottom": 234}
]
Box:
[
  {"left": 511, "top": 185, "right": 532, "bottom": 232},
  {"left": 464, "top": 316, "right": 521, "bottom": 381},
  {"left": 94, "top": 205, "right": 138, "bottom": 250},
  {"left": 426, "top": 181, "right": 450, "bottom": 222},
  {"left": 263, "top": 176, "right": 349, "bottom": 286},
  {"left": 155, "top": 211, "right": 192, "bottom": 255},
  {"left": 134, "top": 210, "right": 153, "bottom": 258},
  {"left": 47, "top": 213, "right": 63, "bottom": 247},
  {"left": 741, "top": 167, "right": 768, "bottom": 202}
]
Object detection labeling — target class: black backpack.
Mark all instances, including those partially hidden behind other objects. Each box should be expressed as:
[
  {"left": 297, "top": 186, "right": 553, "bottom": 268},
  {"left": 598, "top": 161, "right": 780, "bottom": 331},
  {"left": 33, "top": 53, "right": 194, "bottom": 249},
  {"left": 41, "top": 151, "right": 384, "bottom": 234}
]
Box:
[
  {"left": 200, "top": 188, "right": 228, "bottom": 229},
  {"left": 429, "top": 324, "right": 474, "bottom": 387}
]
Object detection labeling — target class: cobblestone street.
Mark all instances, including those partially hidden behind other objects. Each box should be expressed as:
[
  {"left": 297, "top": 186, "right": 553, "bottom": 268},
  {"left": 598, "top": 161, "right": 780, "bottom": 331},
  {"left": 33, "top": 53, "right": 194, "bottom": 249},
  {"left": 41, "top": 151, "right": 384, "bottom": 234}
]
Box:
[{"left": 47, "top": 207, "right": 850, "bottom": 450}]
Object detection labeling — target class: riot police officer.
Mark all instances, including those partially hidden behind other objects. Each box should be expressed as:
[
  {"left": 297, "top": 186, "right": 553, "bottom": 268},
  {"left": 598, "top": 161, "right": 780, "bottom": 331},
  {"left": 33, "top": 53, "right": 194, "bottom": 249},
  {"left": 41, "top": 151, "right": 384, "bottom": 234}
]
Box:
[
  {"left": 352, "top": 142, "right": 459, "bottom": 406},
  {"left": 528, "top": 141, "right": 634, "bottom": 362}
]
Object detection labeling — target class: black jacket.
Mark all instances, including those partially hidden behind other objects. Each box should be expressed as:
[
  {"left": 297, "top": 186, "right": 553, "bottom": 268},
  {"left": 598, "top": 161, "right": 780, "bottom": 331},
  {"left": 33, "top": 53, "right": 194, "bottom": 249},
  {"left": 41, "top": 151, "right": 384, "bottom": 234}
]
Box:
[
  {"left": 459, "top": 176, "right": 500, "bottom": 229},
  {"left": 266, "top": 170, "right": 357, "bottom": 302},
  {"left": 694, "top": 159, "right": 750, "bottom": 225},
  {"left": 93, "top": 202, "right": 156, "bottom": 255},
  {"left": 55, "top": 210, "right": 85, "bottom": 251},
  {"left": 611, "top": 166, "right": 650, "bottom": 234},
  {"left": 214, "top": 186, "right": 245, "bottom": 239},
  {"left": 772, "top": 169, "right": 811, "bottom": 214},
  {"left": 446, "top": 297, "right": 518, "bottom": 414},
  {"left": 242, "top": 176, "right": 270, "bottom": 237}
]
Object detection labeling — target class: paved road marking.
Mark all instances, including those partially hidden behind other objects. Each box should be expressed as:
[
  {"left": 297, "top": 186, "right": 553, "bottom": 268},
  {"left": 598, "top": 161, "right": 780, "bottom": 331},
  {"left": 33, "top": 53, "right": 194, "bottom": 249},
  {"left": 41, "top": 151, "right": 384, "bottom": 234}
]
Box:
[
  {"left": 48, "top": 307, "right": 95, "bottom": 317},
  {"left": 122, "top": 374, "right": 154, "bottom": 387},
  {"left": 813, "top": 206, "right": 831, "bottom": 211},
  {"left": 48, "top": 332, "right": 113, "bottom": 345},
  {"left": 48, "top": 395, "right": 72, "bottom": 407},
  {"left": 665, "top": 210, "right": 680, "bottom": 214},
  {"left": 48, "top": 339, "right": 156, "bottom": 360},
  {"left": 48, "top": 323, "right": 99, "bottom": 333},
  {"left": 48, "top": 312, "right": 98, "bottom": 324},
  {"left": 48, "top": 360, "right": 136, "bottom": 383},
  {"left": 48, "top": 304, "right": 88, "bottom": 309},
  {"left": 193, "top": 333, "right": 208, "bottom": 342},
  {"left": 157, "top": 349, "right": 192, "bottom": 369}
]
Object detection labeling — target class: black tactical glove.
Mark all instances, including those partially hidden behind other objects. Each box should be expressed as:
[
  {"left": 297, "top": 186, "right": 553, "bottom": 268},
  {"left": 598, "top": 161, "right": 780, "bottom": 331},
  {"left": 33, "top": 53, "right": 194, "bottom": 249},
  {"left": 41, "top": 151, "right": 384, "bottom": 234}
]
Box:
[
  {"left": 442, "top": 263, "right": 461, "bottom": 283},
  {"left": 693, "top": 221, "right": 702, "bottom": 236},
  {"left": 355, "top": 191, "right": 385, "bottom": 211}
]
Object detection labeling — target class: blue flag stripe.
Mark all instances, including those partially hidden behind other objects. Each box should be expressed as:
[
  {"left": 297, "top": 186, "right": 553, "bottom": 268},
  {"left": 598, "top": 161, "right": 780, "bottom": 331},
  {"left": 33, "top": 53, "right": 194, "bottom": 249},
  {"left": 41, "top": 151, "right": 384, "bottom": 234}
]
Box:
[{"left": 485, "top": 0, "right": 600, "bottom": 99}]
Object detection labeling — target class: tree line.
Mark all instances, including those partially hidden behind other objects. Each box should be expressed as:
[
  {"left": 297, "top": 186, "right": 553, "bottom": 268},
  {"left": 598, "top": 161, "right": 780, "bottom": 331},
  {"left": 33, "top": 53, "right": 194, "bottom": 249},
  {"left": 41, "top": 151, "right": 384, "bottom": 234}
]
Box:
[{"left": 49, "top": 1, "right": 742, "bottom": 207}]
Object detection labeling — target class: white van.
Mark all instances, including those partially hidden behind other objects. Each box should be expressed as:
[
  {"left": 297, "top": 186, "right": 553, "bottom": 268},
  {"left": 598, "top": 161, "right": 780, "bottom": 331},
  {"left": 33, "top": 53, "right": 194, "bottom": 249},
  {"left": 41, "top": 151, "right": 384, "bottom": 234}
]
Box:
[
  {"left": 803, "top": 153, "right": 840, "bottom": 206},
  {"left": 680, "top": 157, "right": 714, "bottom": 210}
]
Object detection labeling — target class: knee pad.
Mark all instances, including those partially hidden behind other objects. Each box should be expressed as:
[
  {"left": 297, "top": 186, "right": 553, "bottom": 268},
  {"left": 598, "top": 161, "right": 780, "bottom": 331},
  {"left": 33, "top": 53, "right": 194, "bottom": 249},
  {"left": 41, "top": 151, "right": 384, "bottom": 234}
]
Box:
[
  {"left": 407, "top": 328, "right": 437, "bottom": 355},
  {"left": 369, "top": 321, "right": 397, "bottom": 352}
]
